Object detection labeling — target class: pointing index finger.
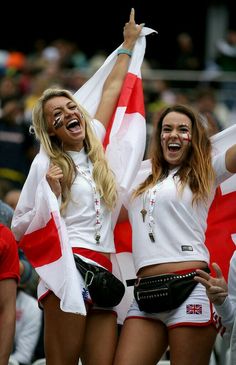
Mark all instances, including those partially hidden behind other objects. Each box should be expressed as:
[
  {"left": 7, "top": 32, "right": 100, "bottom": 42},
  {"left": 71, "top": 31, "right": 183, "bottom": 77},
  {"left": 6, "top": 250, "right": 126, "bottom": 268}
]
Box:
[{"left": 129, "top": 8, "right": 135, "bottom": 22}]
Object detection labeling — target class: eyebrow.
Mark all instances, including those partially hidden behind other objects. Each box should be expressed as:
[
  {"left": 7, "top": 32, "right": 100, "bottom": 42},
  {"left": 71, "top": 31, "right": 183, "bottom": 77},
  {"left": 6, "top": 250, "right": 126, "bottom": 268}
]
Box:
[
  {"left": 52, "top": 101, "right": 75, "bottom": 112},
  {"left": 162, "top": 123, "right": 190, "bottom": 128}
]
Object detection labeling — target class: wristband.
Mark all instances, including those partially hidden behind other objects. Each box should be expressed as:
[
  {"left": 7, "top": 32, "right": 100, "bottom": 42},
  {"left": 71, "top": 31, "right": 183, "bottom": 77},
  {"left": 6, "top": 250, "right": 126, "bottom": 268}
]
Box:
[{"left": 117, "top": 48, "right": 132, "bottom": 57}]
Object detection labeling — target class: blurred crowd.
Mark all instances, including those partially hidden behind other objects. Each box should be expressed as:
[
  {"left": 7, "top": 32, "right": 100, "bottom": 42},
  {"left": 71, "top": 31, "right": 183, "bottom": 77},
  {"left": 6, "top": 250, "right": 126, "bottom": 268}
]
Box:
[{"left": 1, "top": 30, "right": 236, "bottom": 198}]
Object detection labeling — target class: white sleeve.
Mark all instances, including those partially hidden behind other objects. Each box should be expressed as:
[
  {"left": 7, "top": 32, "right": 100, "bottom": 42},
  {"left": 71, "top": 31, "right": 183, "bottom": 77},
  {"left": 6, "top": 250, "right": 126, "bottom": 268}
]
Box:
[
  {"left": 12, "top": 292, "right": 43, "bottom": 363},
  {"left": 214, "top": 252, "right": 236, "bottom": 339},
  {"left": 90, "top": 118, "right": 106, "bottom": 142},
  {"left": 213, "top": 151, "right": 234, "bottom": 186}
]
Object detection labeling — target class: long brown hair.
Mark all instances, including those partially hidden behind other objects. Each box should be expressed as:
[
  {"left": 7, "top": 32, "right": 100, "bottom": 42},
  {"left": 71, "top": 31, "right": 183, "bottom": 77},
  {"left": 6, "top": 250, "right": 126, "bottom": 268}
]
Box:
[{"left": 134, "top": 104, "right": 215, "bottom": 205}]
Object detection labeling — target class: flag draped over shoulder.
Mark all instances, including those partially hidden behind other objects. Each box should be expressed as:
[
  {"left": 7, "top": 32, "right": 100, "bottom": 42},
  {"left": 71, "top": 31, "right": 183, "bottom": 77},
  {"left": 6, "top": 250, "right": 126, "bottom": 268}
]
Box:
[
  {"left": 12, "top": 147, "right": 86, "bottom": 315},
  {"left": 11, "top": 27, "right": 156, "bottom": 315}
]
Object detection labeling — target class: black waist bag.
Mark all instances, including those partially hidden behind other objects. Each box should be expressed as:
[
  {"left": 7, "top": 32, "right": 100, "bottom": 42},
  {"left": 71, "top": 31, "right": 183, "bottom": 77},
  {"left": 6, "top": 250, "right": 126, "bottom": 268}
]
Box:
[
  {"left": 74, "top": 255, "right": 125, "bottom": 307},
  {"left": 134, "top": 267, "right": 210, "bottom": 313}
]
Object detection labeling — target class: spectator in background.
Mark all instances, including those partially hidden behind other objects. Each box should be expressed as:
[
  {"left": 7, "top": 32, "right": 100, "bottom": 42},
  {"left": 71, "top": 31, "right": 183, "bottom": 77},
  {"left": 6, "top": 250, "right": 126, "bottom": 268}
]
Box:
[
  {"left": 210, "top": 28, "right": 236, "bottom": 111},
  {"left": 0, "top": 199, "right": 41, "bottom": 364},
  {"left": 0, "top": 199, "right": 14, "bottom": 228},
  {"left": 0, "top": 76, "right": 20, "bottom": 111},
  {"left": 194, "top": 86, "right": 223, "bottom": 136},
  {"left": 194, "top": 86, "right": 233, "bottom": 136},
  {"left": 3, "top": 189, "right": 21, "bottom": 210},
  {"left": 0, "top": 95, "right": 38, "bottom": 194},
  {"left": 0, "top": 205, "right": 20, "bottom": 365},
  {"left": 215, "top": 29, "right": 236, "bottom": 72},
  {"left": 0, "top": 199, "right": 38, "bottom": 297},
  {"left": 10, "top": 287, "right": 43, "bottom": 365},
  {"left": 175, "top": 32, "right": 202, "bottom": 70}
]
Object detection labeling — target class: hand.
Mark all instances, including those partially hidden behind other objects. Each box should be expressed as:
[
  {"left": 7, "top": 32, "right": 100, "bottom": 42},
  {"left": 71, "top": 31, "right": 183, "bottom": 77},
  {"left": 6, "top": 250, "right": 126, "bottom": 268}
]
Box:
[
  {"left": 122, "top": 8, "right": 144, "bottom": 50},
  {"left": 46, "top": 164, "right": 63, "bottom": 198},
  {"left": 194, "top": 263, "right": 228, "bottom": 305}
]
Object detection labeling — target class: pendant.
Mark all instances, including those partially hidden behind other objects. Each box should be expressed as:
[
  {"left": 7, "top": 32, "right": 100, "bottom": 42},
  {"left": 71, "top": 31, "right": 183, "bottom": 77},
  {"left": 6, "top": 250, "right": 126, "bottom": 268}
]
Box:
[
  {"left": 149, "top": 232, "right": 155, "bottom": 242},
  {"left": 95, "top": 234, "right": 101, "bottom": 244},
  {"left": 140, "top": 208, "right": 147, "bottom": 222}
]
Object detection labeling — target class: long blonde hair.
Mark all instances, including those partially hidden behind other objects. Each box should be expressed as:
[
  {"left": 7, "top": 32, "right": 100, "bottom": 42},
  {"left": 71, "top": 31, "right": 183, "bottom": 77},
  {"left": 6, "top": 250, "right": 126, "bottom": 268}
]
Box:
[
  {"left": 32, "top": 88, "right": 117, "bottom": 212},
  {"left": 134, "top": 104, "right": 215, "bottom": 205}
]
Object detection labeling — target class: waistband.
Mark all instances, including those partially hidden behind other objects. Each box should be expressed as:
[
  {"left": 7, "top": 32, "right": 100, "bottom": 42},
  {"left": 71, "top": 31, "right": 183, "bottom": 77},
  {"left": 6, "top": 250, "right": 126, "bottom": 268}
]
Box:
[
  {"left": 127, "top": 267, "right": 210, "bottom": 287},
  {"left": 135, "top": 267, "right": 210, "bottom": 286},
  {"left": 72, "top": 247, "right": 112, "bottom": 272}
]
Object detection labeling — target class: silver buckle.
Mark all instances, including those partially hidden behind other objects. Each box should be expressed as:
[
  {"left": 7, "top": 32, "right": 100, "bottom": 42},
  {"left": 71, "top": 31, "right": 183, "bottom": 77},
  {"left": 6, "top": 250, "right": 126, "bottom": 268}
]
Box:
[{"left": 85, "top": 271, "right": 94, "bottom": 287}]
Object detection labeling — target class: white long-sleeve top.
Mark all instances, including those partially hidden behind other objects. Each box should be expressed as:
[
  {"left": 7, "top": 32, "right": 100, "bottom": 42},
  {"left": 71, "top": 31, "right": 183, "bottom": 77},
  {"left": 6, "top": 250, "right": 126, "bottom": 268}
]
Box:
[
  {"left": 11, "top": 290, "right": 42, "bottom": 364},
  {"left": 214, "top": 252, "right": 236, "bottom": 337}
]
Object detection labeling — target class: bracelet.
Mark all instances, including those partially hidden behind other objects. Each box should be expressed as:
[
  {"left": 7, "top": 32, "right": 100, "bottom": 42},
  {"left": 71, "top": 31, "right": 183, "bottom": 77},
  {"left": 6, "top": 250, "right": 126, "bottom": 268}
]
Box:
[{"left": 117, "top": 48, "right": 132, "bottom": 57}]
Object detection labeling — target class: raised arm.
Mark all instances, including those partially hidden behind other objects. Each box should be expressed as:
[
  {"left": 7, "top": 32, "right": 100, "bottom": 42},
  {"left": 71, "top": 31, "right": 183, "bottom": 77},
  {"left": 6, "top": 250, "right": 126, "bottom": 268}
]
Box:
[
  {"left": 95, "top": 8, "right": 143, "bottom": 129},
  {"left": 225, "top": 144, "right": 236, "bottom": 173}
]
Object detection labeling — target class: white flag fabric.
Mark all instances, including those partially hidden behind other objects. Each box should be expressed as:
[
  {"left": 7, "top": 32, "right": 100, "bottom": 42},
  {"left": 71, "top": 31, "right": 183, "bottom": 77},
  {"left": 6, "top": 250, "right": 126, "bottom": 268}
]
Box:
[
  {"left": 12, "top": 146, "right": 86, "bottom": 315},
  {"left": 11, "top": 26, "right": 157, "bottom": 314},
  {"left": 75, "top": 26, "right": 156, "bottom": 224}
]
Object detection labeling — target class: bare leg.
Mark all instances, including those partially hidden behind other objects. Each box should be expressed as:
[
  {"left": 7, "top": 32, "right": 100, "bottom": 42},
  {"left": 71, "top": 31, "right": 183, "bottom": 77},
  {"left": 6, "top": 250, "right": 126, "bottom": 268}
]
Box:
[
  {"left": 168, "top": 324, "right": 217, "bottom": 365},
  {"left": 43, "top": 292, "right": 86, "bottom": 365},
  {"left": 114, "top": 318, "right": 168, "bottom": 365},
  {"left": 81, "top": 310, "right": 118, "bottom": 365}
]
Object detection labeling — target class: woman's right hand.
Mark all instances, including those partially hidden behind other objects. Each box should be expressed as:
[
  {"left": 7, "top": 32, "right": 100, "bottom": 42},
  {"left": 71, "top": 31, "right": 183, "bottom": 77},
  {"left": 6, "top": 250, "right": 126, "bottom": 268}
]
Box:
[
  {"left": 194, "top": 262, "right": 228, "bottom": 305},
  {"left": 46, "top": 164, "right": 64, "bottom": 198}
]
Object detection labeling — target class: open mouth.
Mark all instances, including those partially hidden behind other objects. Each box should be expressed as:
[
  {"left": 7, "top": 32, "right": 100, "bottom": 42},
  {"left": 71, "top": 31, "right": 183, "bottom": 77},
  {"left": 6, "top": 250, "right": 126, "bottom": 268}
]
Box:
[
  {"left": 66, "top": 119, "right": 81, "bottom": 132},
  {"left": 168, "top": 143, "right": 181, "bottom": 152}
]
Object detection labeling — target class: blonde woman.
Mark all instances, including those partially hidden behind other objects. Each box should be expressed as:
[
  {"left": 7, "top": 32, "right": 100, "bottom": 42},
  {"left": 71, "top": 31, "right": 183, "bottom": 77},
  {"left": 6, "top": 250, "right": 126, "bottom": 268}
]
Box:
[{"left": 12, "top": 9, "right": 143, "bottom": 365}]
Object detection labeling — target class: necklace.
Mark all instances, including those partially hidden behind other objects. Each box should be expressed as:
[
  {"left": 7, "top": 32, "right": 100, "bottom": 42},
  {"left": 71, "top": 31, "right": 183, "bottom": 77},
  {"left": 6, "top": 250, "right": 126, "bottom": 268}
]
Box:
[
  {"left": 76, "top": 158, "right": 102, "bottom": 244},
  {"left": 140, "top": 192, "right": 147, "bottom": 222},
  {"left": 140, "top": 187, "right": 157, "bottom": 242}
]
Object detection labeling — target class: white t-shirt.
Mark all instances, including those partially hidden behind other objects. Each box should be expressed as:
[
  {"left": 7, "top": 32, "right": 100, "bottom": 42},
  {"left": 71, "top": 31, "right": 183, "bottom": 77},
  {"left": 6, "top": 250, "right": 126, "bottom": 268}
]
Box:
[
  {"left": 63, "top": 119, "right": 115, "bottom": 253},
  {"left": 127, "top": 151, "right": 233, "bottom": 273}
]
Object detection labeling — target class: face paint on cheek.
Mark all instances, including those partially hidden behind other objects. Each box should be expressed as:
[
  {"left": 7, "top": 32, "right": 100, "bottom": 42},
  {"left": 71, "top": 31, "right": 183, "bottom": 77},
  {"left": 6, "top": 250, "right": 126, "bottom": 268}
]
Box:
[
  {"left": 161, "top": 132, "right": 167, "bottom": 142},
  {"left": 53, "top": 117, "right": 63, "bottom": 130},
  {"left": 182, "top": 132, "right": 192, "bottom": 144}
]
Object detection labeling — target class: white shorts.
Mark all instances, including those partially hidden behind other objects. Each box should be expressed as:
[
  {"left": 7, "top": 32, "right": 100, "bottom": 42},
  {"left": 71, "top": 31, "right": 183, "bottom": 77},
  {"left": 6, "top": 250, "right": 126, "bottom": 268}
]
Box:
[{"left": 126, "top": 283, "right": 215, "bottom": 328}]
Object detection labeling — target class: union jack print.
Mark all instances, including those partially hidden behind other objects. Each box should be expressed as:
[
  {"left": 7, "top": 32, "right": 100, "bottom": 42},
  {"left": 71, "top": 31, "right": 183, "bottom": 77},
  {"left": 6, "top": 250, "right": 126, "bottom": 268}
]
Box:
[{"left": 186, "top": 304, "right": 202, "bottom": 315}]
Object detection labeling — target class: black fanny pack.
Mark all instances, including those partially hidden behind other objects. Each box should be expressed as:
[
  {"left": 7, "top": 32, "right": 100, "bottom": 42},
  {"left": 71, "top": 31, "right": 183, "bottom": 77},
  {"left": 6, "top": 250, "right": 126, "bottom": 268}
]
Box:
[
  {"left": 134, "top": 267, "right": 210, "bottom": 313},
  {"left": 74, "top": 255, "right": 125, "bottom": 308}
]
